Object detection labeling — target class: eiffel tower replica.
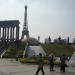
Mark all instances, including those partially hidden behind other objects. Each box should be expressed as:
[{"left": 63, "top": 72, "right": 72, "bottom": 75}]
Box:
[{"left": 21, "top": 5, "right": 29, "bottom": 40}]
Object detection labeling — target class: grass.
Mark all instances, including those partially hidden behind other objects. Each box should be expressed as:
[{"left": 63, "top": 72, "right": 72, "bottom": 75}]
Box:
[
  {"left": 18, "top": 43, "right": 75, "bottom": 65},
  {"left": 42, "top": 44, "right": 75, "bottom": 57},
  {"left": 2, "top": 42, "right": 75, "bottom": 58}
]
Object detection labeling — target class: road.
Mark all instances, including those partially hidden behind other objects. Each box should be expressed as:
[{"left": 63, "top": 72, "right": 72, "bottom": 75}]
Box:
[{"left": 0, "top": 59, "right": 75, "bottom": 75}]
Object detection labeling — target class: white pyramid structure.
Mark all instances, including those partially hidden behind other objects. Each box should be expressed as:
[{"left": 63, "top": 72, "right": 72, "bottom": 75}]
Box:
[{"left": 23, "top": 45, "right": 46, "bottom": 57}]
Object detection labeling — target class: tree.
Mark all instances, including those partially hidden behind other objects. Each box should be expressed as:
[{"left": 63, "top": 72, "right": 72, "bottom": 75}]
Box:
[
  {"left": 58, "top": 36, "right": 61, "bottom": 44},
  {"left": 67, "top": 37, "right": 69, "bottom": 44},
  {"left": 73, "top": 38, "right": 75, "bottom": 44},
  {"left": 38, "top": 36, "right": 40, "bottom": 42},
  {"left": 49, "top": 36, "right": 51, "bottom": 44}
]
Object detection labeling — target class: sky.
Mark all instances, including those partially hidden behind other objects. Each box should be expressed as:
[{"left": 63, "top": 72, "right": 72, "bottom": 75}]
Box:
[{"left": 0, "top": 0, "right": 75, "bottom": 42}]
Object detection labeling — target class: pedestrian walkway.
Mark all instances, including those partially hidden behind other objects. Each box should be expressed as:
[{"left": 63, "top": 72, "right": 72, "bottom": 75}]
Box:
[{"left": 0, "top": 59, "right": 75, "bottom": 75}]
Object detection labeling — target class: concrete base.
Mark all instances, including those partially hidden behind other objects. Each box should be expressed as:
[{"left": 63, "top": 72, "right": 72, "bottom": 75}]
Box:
[{"left": 0, "top": 59, "right": 75, "bottom": 75}]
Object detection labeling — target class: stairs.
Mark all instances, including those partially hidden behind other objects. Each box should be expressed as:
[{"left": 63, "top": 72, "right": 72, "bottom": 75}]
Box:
[{"left": 0, "top": 48, "right": 6, "bottom": 58}]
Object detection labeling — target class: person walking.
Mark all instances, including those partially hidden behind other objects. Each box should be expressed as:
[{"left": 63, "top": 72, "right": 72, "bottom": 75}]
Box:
[
  {"left": 60, "top": 54, "right": 66, "bottom": 72},
  {"left": 35, "top": 53, "right": 45, "bottom": 75},
  {"left": 49, "top": 53, "right": 55, "bottom": 71}
]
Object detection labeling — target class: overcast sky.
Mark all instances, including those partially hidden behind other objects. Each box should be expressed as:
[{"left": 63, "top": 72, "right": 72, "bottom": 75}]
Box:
[{"left": 0, "top": 0, "right": 75, "bottom": 42}]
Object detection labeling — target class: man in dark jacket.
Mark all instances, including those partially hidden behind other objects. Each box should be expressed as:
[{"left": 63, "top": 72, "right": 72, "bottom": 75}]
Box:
[
  {"left": 35, "top": 53, "right": 45, "bottom": 75},
  {"left": 49, "top": 53, "right": 55, "bottom": 71},
  {"left": 60, "top": 54, "right": 66, "bottom": 72}
]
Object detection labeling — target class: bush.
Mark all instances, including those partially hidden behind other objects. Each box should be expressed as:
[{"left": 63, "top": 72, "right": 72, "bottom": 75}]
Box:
[{"left": 19, "top": 57, "right": 61, "bottom": 65}]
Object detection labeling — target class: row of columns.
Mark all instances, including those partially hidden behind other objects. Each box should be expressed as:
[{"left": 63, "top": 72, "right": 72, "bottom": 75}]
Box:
[{"left": 0, "top": 26, "right": 19, "bottom": 42}]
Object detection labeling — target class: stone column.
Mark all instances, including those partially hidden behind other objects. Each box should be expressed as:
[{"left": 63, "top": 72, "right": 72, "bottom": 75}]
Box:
[
  {"left": 4, "top": 27, "right": 5, "bottom": 40},
  {"left": 5, "top": 27, "right": 6, "bottom": 40},
  {"left": 10, "top": 27, "right": 12, "bottom": 42},
  {"left": 7, "top": 27, "right": 9, "bottom": 41},
  {"left": 0, "top": 27, "right": 1, "bottom": 39},
  {"left": 12, "top": 27, "right": 14, "bottom": 41},
  {"left": 2, "top": 27, "right": 4, "bottom": 39},
  {"left": 16, "top": 26, "right": 19, "bottom": 40},
  {"left": 3, "top": 27, "right": 6, "bottom": 40}
]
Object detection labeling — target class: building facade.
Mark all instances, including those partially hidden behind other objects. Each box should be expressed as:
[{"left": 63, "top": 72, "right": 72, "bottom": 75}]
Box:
[{"left": 0, "top": 20, "right": 19, "bottom": 42}]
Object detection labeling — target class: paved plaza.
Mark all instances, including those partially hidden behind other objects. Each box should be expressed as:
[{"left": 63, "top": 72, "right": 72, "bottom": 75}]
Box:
[{"left": 0, "top": 59, "right": 75, "bottom": 75}]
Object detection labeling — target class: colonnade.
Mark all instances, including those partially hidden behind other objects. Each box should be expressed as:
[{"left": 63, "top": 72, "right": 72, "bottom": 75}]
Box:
[{"left": 0, "top": 20, "right": 19, "bottom": 42}]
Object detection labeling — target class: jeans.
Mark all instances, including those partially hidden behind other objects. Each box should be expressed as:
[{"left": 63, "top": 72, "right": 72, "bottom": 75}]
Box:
[{"left": 35, "top": 67, "right": 45, "bottom": 75}]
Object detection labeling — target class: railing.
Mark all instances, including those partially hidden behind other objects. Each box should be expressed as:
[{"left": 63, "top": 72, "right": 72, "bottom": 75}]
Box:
[{"left": 0, "top": 50, "right": 6, "bottom": 58}]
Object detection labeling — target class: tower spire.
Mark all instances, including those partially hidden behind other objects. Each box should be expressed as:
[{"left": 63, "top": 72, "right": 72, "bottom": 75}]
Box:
[{"left": 21, "top": 5, "right": 29, "bottom": 40}]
